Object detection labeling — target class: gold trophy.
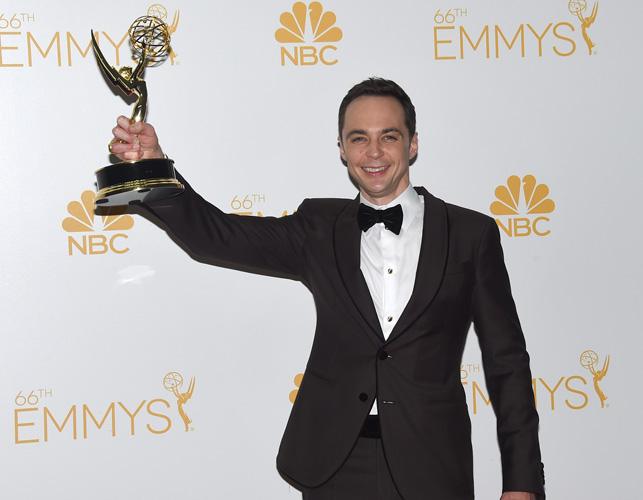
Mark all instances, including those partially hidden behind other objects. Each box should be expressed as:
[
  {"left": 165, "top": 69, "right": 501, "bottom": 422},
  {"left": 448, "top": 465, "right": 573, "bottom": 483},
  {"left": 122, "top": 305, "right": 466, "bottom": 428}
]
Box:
[{"left": 92, "top": 15, "right": 183, "bottom": 206}]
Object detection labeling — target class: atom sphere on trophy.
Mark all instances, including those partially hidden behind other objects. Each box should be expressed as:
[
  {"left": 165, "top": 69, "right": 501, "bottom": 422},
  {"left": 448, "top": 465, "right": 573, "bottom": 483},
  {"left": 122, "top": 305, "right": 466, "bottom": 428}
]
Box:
[
  {"left": 129, "top": 15, "right": 171, "bottom": 65},
  {"left": 568, "top": 0, "right": 588, "bottom": 14},
  {"left": 580, "top": 350, "right": 599, "bottom": 369},
  {"left": 164, "top": 372, "right": 184, "bottom": 391}
]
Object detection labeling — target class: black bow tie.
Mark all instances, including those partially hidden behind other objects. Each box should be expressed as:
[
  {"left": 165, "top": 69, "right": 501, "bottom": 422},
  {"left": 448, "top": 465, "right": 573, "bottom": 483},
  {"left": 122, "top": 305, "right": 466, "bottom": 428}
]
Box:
[{"left": 357, "top": 203, "right": 403, "bottom": 235}]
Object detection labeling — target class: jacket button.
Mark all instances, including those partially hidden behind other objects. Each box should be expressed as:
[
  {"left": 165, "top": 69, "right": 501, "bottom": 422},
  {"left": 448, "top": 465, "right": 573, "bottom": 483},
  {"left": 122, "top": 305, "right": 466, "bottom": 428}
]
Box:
[
  {"left": 359, "top": 393, "right": 368, "bottom": 402},
  {"left": 378, "top": 350, "right": 389, "bottom": 360}
]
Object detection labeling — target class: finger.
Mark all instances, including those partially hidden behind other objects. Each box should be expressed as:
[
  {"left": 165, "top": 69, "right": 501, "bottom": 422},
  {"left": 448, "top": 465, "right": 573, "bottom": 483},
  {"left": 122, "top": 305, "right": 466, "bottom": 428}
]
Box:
[
  {"left": 116, "top": 115, "right": 133, "bottom": 131},
  {"left": 108, "top": 138, "right": 139, "bottom": 154},
  {"left": 112, "top": 125, "right": 138, "bottom": 145},
  {"left": 108, "top": 140, "right": 143, "bottom": 161}
]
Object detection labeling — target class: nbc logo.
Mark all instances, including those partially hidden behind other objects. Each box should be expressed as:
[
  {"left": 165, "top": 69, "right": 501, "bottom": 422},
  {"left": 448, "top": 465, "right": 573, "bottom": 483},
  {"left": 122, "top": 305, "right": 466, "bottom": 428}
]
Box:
[
  {"left": 62, "top": 190, "right": 134, "bottom": 255},
  {"left": 490, "top": 175, "right": 555, "bottom": 237},
  {"left": 275, "top": 2, "right": 343, "bottom": 66},
  {"left": 289, "top": 373, "right": 304, "bottom": 403}
]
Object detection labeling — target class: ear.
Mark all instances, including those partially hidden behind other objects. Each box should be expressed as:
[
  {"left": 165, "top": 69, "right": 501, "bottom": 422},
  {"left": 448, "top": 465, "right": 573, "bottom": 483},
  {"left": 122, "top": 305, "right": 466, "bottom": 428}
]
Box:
[
  {"left": 338, "top": 136, "right": 347, "bottom": 161},
  {"left": 409, "top": 132, "right": 418, "bottom": 160}
]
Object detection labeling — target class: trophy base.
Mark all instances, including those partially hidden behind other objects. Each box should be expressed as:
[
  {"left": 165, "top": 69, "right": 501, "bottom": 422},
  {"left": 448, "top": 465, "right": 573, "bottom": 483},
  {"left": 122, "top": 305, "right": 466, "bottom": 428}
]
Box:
[{"left": 94, "top": 158, "right": 184, "bottom": 206}]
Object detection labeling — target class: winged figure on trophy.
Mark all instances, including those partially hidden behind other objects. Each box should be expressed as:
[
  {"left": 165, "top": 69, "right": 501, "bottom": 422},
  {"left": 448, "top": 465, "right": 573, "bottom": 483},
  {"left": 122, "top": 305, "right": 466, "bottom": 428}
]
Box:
[
  {"left": 568, "top": 0, "right": 599, "bottom": 55},
  {"left": 580, "top": 350, "right": 610, "bottom": 408},
  {"left": 90, "top": 14, "right": 183, "bottom": 207},
  {"left": 164, "top": 372, "right": 196, "bottom": 431}
]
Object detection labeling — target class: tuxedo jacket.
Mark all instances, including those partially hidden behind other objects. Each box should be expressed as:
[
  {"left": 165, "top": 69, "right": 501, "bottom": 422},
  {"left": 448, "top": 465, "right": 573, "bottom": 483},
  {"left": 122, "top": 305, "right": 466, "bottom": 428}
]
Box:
[{"left": 144, "top": 175, "right": 545, "bottom": 500}]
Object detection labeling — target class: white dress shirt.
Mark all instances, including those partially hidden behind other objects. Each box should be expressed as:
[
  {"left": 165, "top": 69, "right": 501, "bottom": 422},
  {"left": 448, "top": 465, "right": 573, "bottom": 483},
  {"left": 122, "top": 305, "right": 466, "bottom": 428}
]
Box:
[{"left": 359, "top": 185, "right": 425, "bottom": 413}]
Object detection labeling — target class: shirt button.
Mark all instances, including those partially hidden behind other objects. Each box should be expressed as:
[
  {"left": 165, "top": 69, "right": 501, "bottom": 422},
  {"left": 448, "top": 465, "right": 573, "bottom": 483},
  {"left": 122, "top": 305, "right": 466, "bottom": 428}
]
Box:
[
  {"left": 387, "top": 316, "right": 393, "bottom": 323},
  {"left": 387, "top": 268, "right": 393, "bottom": 274}
]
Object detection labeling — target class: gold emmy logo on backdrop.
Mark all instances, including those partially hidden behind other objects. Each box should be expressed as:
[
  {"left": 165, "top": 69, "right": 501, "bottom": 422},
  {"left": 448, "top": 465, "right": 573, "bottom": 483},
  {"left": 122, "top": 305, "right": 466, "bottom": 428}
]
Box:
[
  {"left": 91, "top": 14, "right": 184, "bottom": 206},
  {"left": 275, "top": 2, "right": 343, "bottom": 66},
  {"left": 289, "top": 373, "right": 304, "bottom": 403},
  {"left": 568, "top": 0, "right": 599, "bottom": 54},
  {"left": 146, "top": 4, "right": 181, "bottom": 64},
  {"left": 580, "top": 350, "right": 610, "bottom": 408},
  {"left": 163, "top": 372, "right": 196, "bottom": 431},
  {"left": 63, "top": 191, "right": 134, "bottom": 255},
  {"left": 490, "top": 175, "right": 555, "bottom": 237}
]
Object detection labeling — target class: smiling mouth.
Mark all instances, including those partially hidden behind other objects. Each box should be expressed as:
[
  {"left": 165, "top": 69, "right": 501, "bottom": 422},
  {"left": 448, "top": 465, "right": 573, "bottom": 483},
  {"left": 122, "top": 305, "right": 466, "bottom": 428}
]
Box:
[{"left": 362, "top": 166, "right": 389, "bottom": 173}]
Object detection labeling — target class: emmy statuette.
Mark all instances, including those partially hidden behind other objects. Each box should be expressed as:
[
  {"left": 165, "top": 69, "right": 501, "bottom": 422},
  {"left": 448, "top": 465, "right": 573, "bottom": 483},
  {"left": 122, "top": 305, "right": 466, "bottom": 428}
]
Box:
[{"left": 92, "top": 16, "right": 184, "bottom": 206}]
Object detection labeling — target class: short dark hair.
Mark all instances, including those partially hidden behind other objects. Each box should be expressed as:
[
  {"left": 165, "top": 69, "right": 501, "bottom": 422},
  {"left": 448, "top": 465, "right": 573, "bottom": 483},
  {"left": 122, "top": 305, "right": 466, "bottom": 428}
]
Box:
[{"left": 338, "top": 77, "right": 416, "bottom": 139}]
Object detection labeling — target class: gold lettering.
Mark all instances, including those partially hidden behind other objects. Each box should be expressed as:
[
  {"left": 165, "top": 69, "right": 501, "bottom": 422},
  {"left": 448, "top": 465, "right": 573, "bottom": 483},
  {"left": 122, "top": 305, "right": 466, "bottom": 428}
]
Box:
[
  {"left": 495, "top": 219, "right": 512, "bottom": 237},
  {"left": 43, "top": 405, "right": 77, "bottom": 441},
  {"left": 280, "top": 46, "right": 298, "bottom": 66},
  {"left": 538, "top": 377, "right": 564, "bottom": 410},
  {"left": 460, "top": 25, "right": 490, "bottom": 59},
  {"left": 27, "top": 32, "right": 61, "bottom": 67},
  {"left": 299, "top": 46, "right": 318, "bottom": 66},
  {"left": 99, "top": 31, "right": 129, "bottom": 66},
  {"left": 526, "top": 24, "right": 552, "bottom": 57},
  {"left": 109, "top": 234, "right": 129, "bottom": 254},
  {"left": 513, "top": 218, "right": 531, "bottom": 237},
  {"left": 565, "top": 375, "right": 589, "bottom": 410},
  {"left": 472, "top": 381, "right": 491, "bottom": 414},
  {"left": 89, "top": 234, "right": 108, "bottom": 255},
  {"left": 83, "top": 403, "right": 116, "bottom": 438},
  {"left": 495, "top": 25, "right": 525, "bottom": 58},
  {"left": 68, "top": 236, "right": 87, "bottom": 256},
  {"left": 146, "top": 399, "right": 172, "bottom": 434},
  {"left": 434, "top": 26, "right": 456, "bottom": 60},
  {"left": 14, "top": 408, "right": 39, "bottom": 444},
  {"left": 0, "top": 31, "right": 23, "bottom": 67},
  {"left": 532, "top": 216, "right": 551, "bottom": 236},
  {"left": 553, "top": 22, "right": 576, "bottom": 57},
  {"left": 319, "top": 45, "right": 338, "bottom": 65},
  {"left": 66, "top": 32, "right": 93, "bottom": 66},
  {"left": 118, "top": 401, "right": 146, "bottom": 435}
]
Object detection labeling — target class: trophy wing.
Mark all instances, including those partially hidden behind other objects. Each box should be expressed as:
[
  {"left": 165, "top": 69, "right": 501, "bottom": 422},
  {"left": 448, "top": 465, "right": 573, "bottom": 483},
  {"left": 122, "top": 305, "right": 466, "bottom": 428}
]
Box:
[
  {"left": 186, "top": 377, "right": 196, "bottom": 400},
  {"left": 588, "top": 2, "right": 599, "bottom": 24},
  {"left": 91, "top": 30, "right": 135, "bottom": 96},
  {"left": 168, "top": 11, "right": 180, "bottom": 35}
]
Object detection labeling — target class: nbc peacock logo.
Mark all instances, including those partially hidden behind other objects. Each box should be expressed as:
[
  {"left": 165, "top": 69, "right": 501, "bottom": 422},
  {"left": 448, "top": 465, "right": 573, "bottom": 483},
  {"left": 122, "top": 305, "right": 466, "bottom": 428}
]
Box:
[
  {"left": 62, "top": 190, "right": 134, "bottom": 255},
  {"left": 275, "top": 2, "right": 343, "bottom": 66},
  {"left": 490, "top": 175, "right": 555, "bottom": 237},
  {"left": 289, "top": 373, "right": 304, "bottom": 403}
]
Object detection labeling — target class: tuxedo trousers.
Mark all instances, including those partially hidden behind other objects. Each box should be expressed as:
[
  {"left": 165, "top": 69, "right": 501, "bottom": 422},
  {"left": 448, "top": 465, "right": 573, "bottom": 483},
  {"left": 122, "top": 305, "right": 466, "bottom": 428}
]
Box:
[{"left": 301, "top": 437, "right": 404, "bottom": 500}]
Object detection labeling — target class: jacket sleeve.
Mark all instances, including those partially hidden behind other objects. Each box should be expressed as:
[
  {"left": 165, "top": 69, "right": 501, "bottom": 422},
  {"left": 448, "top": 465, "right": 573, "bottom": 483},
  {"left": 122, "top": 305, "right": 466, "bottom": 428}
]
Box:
[
  {"left": 472, "top": 217, "right": 545, "bottom": 497},
  {"left": 141, "top": 172, "right": 309, "bottom": 281}
]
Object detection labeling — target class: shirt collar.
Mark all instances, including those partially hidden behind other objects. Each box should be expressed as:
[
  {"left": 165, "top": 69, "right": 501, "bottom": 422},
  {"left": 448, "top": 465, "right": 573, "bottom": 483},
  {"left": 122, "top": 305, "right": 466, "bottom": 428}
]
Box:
[{"left": 359, "top": 184, "right": 424, "bottom": 232}]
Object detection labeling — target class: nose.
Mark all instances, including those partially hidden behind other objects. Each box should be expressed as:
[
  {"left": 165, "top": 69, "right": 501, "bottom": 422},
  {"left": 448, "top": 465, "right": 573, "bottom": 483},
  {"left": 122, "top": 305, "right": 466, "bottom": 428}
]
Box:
[{"left": 366, "top": 141, "right": 383, "bottom": 159}]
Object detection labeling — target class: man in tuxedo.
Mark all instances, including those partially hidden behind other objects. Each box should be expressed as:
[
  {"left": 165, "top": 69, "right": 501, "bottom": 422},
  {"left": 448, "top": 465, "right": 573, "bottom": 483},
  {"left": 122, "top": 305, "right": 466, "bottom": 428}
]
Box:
[{"left": 110, "top": 78, "right": 545, "bottom": 500}]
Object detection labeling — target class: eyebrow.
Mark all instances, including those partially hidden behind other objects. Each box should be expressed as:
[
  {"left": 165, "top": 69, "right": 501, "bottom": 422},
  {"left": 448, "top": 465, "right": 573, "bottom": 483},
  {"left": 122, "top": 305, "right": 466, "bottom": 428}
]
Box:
[{"left": 345, "top": 127, "right": 405, "bottom": 138}]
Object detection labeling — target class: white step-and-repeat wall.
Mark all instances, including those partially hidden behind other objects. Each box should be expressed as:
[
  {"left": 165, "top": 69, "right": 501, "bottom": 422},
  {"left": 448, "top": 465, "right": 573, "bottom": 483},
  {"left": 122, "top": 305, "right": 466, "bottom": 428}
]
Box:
[{"left": 1, "top": 0, "right": 640, "bottom": 497}]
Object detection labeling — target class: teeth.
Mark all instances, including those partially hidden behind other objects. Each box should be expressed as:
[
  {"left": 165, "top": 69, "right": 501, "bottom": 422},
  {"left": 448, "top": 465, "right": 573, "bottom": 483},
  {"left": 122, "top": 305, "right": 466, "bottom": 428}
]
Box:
[{"left": 363, "top": 166, "right": 388, "bottom": 173}]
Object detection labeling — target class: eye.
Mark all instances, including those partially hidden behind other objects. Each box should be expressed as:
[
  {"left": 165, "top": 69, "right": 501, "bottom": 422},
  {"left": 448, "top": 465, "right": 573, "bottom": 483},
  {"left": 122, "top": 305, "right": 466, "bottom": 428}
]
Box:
[{"left": 351, "top": 136, "right": 366, "bottom": 143}]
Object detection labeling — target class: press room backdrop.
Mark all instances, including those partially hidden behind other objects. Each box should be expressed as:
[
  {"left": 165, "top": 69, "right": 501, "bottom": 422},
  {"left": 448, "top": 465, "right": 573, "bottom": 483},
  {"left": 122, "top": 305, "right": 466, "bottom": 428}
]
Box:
[{"left": 1, "top": 0, "right": 640, "bottom": 498}]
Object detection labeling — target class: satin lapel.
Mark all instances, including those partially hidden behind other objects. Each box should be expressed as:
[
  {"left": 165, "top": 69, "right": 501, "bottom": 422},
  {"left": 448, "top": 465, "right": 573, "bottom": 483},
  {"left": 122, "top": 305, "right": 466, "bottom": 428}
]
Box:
[
  {"left": 333, "top": 198, "right": 384, "bottom": 343},
  {"left": 387, "top": 187, "right": 449, "bottom": 342}
]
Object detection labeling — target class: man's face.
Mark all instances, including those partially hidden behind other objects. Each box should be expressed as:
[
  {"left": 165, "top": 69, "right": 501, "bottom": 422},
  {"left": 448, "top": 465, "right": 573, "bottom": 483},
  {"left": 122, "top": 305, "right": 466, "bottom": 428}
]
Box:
[{"left": 339, "top": 96, "right": 418, "bottom": 206}]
